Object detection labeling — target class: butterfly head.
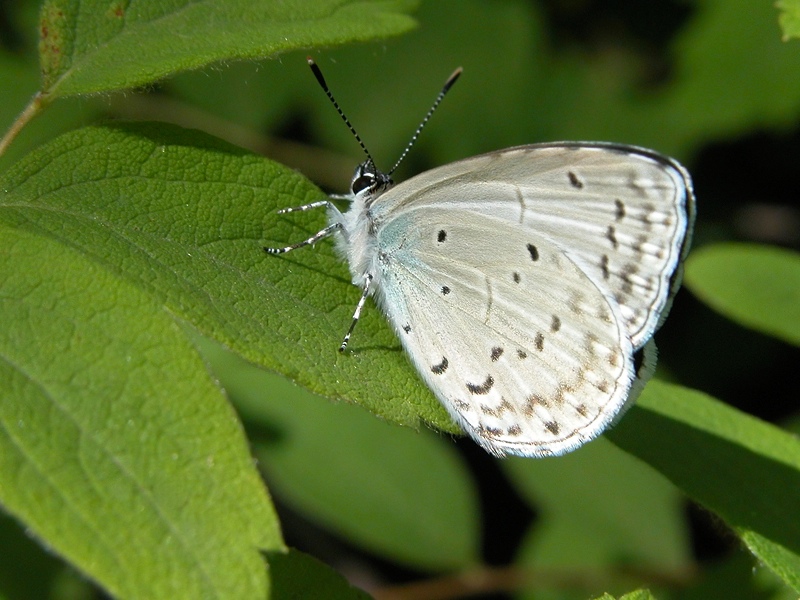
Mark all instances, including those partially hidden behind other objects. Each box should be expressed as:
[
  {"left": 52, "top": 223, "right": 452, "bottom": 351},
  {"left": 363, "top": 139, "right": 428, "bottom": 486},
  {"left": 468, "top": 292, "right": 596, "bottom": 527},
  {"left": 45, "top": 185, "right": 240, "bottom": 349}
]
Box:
[{"left": 350, "top": 160, "right": 393, "bottom": 200}]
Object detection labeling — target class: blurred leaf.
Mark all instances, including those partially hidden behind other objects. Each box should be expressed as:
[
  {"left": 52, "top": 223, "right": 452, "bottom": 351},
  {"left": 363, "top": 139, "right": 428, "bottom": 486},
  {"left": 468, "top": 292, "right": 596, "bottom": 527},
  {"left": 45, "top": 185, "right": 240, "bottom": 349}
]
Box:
[
  {"left": 199, "top": 339, "right": 480, "bottom": 571},
  {"left": 0, "top": 225, "right": 281, "bottom": 597},
  {"left": 594, "top": 591, "right": 656, "bottom": 600},
  {"left": 505, "top": 438, "right": 689, "bottom": 570},
  {"left": 777, "top": 0, "right": 800, "bottom": 40},
  {"left": 684, "top": 244, "right": 800, "bottom": 346},
  {"left": 675, "top": 549, "right": 786, "bottom": 600},
  {"left": 267, "top": 548, "right": 373, "bottom": 599},
  {"left": 641, "top": 0, "right": 800, "bottom": 154},
  {"left": 607, "top": 380, "right": 800, "bottom": 592},
  {"left": 38, "top": 0, "right": 418, "bottom": 97}
]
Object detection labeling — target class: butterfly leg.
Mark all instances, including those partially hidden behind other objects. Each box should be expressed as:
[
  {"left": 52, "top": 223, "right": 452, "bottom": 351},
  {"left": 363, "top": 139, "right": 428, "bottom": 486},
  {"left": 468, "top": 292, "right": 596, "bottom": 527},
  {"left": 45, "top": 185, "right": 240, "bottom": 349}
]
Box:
[
  {"left": 339, "top": 273, "right": 373, "bottom": 352},
  {"left": 264, "top": 200, "right": 342, "bottom": 254}
]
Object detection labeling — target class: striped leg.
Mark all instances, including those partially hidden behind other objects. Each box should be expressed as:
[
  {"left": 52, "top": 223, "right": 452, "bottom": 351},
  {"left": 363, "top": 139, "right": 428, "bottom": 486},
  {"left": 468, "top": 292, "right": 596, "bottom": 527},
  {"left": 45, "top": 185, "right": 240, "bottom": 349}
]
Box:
[
  {"left": 339, "top": 273, "right": 373, "bottom": 352},
  {"left": 264, "top": 200, "right": 342, "bottom": 254}
]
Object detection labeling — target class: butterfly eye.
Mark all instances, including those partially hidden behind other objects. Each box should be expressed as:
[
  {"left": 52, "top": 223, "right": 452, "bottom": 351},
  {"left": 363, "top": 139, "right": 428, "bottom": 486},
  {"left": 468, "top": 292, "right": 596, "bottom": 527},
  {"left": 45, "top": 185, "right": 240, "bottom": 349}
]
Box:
[{"left": 351, "top": 174, "right": 375, "bottom": 195}]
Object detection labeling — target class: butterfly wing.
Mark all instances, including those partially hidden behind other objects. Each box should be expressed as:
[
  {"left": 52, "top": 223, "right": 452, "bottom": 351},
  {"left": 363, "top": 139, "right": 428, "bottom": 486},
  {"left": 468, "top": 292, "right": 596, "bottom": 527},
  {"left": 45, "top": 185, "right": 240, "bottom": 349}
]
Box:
[
  {"left": 371, "top": 143, "right": 694, "bottom": 349},
  {"left": 373, "top": 214, "right": 634, "bottom": 457},
  {"left": 368, "top": 143, "right": 693, "bottom": 456}
]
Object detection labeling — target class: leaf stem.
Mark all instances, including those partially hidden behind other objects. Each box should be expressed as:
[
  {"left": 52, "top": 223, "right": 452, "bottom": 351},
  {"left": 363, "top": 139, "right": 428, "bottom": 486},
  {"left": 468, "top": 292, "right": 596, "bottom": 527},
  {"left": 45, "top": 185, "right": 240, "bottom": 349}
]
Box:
[{"left": 0, "top": 91, "right": 47, "bottom": 158}]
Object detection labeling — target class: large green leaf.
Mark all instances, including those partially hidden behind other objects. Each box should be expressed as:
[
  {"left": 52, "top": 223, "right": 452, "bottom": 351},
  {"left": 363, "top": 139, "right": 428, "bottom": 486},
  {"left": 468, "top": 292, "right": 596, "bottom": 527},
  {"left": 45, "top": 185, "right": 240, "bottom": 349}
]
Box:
[
  {"left": 684, "top": 244, "right": 800, "bottom": 347},
  {"left": 0, "top": 224, "right": 282, "bottom": 598},
  {"left": 38, "top": 0, "right": 418, "bottom": 97},
  {"left": 0, "top": 122, "right": 461, "bottom": 597},
  {"left": 607, "top": 380, "right": 800, "bottom": 592},
  {"left": 0, "top": 122, "right": 452, "bottom": 431}
]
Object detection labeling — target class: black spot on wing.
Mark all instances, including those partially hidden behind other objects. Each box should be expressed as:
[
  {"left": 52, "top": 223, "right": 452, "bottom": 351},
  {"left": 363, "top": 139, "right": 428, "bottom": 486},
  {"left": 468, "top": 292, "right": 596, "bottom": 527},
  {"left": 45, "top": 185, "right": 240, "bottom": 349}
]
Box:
[
  {"left": 614, "top": 198, "right": 626, "bottom": 221},
  {"left": 527, "top": 243, "right": 539, "bottom": 261},
  {"left": 568, "top": 171, "right": 584, "bottom": 189},
  {"left": 467, "top": 375, "right": 494, "bottom": 395},
  {"left": 545, "top": 421, "right": 560, "bottom": 435},
  {"left": 441, "top": 285, "right": 451, "bottom": 295},
  {"left": 535, "top": 332, "right": 544, "bottom": 351},
  {"left": 403, "top": 324, "right": 411, "bottom": 334},
  {"left": 606, "top": 225, "right": 619, "bottom": 249},
  {"left": 431, "top": 357, "right": 449, "bottom": 375},
  {"left": 513, "top": 272, "right": 521, "bottom": 283},
  {"left": 437, "top": 229, "right": 447, "bottom": 243},
  {"left": 550, "top": 315, "right": 561, "bottom": 333},
  {"left": 490, "top": 347, "right": 504, "bottom": 362},
  {"left": 600, "top": 254, "right": 610, "bottom": 280}
]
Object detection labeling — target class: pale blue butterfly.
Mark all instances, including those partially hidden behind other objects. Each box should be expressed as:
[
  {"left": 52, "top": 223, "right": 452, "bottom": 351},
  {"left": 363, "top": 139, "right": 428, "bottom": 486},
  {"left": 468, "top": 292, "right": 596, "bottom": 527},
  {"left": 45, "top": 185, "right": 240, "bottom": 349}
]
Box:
[{"left": 265, "top": 59, "right": 694, "bottom": 457}]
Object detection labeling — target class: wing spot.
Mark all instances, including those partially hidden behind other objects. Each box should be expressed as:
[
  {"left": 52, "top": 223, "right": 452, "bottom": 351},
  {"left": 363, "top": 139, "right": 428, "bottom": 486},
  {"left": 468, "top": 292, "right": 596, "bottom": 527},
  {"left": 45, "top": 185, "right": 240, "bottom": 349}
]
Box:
[
  {"left": 480, "top": 425, "right": 503, "bottom": 437},
  {"left": 437, "top": 229, "right": 447, "bottom": 243},
  {"left": 597, "top": 380, "right": 610, "bottom": 393},
  {"left": 550, "top": 315, "right": 561, "bottom": 333},
  {"left": 490, "top": 347, "right": 504, "bottom": 362},
  {"left": 527, "top": 243, "right": 539, "bottom": 261},
  {"left": 608, "top": 351, "right": 621, "bottom": 367},
  {"left": 512, "top": 272, "right": 521, "bottom": 284},
  {"left": 545, "top": 421, "right": 560, "bottom": 435},
  {"left": 614, "top": 198, "right": 626, "bottom": 221},
  {"left": 600, "top": 254, "right": 610, "bottom": 280},
  {"left": 507, "top": 424, "right": 522, "bottom": 436},
  {"left": 517, "top": 350, "right": 528, "bottom": 360},
  {"left": 606, "top": 225, "right": 619, "bottom": 249},
  {"left": 431, "top": 357, "right": 449, "bottom": 375},
  {"left": 403, "top": 324, "right": 411, "bottom": 334},
  {"left": 620, "top": 262, "right": 639, "bottom": 294},
  {"left": 498, "top": 398, "right": 515, "bottom": 414},
  {"left": 524, "top": 394, "right": 548, "bottom": 416},
  {"left": 568, "top": 171, "right": 584, "bottom": 189},
  {"left": 467, "top": 375, "right": 494, "bottom": 395},
  {"left": 535, "top": 332, "right": 545, "bottom": 351},
  {"left": 441, "top": 285, "right": 451, "bottom": 295},
  {"left": 576, "top": 404, "right": 588, "bottom": 417},
  {"left": 454, "top": 398, "right": 470, "bottom": 410}
]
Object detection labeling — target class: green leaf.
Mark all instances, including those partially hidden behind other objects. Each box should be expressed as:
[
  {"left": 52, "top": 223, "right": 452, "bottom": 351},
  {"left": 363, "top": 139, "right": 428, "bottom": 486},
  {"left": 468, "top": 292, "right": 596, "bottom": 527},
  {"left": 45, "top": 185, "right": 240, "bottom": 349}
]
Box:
[
  {"left": 606, "top": 380, "right": 800, "bottom": 592},
  {"left": 267, "top": 548, "right": 373, "bottom": 599},
  {"left": 199, "top": 339, "right": 480, "bottom": 571},
  {"left": 684, "top": 243, "right": 800, "bottom": 346},
  {"left": 777, "top": 0, "right": 800, "bottom": 41},
  {"left": 0, "top": 122, "right": 452, "bottom": 432},
  {"left": 0, "top": 225, "right": 282, "bottom": 598},
  {"left": 38, "top": 0, "right": 418, "bottom": 97},
  {"left": 504, "top": 437, "right": 689, "bottom": 570}
]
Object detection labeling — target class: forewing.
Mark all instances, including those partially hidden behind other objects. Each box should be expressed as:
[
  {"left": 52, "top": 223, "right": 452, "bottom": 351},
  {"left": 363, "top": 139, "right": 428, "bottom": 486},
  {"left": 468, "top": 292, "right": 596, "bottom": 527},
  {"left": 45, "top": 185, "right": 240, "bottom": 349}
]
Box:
[
  {"left": 373, "top": 215, "right": 635, "bottom": 457},
  {"left": 374, "top": 143, "right": 694, "bottom": 349}
]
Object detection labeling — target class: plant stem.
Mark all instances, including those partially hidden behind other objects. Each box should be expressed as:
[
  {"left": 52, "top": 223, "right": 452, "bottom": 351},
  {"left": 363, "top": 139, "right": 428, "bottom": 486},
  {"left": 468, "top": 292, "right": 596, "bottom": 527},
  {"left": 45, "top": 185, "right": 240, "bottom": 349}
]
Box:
[{"left": 0, "top": 92, "right": 47, "bottom": 158}]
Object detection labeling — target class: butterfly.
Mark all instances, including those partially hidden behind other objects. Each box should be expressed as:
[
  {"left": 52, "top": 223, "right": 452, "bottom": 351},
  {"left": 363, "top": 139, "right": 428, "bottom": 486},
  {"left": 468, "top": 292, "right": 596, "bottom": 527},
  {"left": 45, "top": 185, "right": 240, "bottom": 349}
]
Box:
[{"left": 265, "top": 59, "right": 695, "bottom": 457}]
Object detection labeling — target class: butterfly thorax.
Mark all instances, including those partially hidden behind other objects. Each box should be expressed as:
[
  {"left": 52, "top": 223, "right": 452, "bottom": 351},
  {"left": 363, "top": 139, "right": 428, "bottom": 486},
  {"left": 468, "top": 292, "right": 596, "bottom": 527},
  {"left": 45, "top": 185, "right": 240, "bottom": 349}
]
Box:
[{"left": 330, "top": 161, "right": 395, "bottom": 292}]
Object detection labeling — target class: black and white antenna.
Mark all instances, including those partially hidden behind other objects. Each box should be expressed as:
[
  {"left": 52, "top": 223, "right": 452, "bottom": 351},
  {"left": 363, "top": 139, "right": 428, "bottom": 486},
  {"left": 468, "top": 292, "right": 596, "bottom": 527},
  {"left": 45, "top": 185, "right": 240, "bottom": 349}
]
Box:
[
  {"left": 307, "top": 57, "right": 462, "bottom": 175},
  {"left": 387, "top": 66, "right": 462, "bottom": 176}
]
